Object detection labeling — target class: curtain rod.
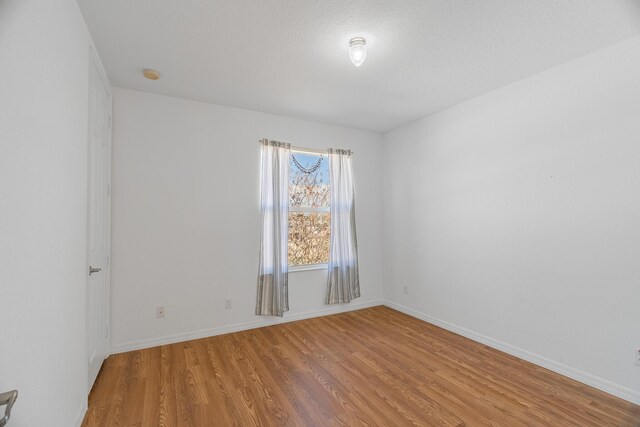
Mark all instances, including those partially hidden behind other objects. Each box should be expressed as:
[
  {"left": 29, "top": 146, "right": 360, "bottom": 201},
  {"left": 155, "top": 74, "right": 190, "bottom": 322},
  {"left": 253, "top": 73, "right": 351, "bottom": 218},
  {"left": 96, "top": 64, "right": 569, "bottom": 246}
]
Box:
[
  {"left": 292, "top": 146, "right": 355, "bottom": 155},
  {"left": 258, "top": 140, "right": 353, "bottom": 155}
]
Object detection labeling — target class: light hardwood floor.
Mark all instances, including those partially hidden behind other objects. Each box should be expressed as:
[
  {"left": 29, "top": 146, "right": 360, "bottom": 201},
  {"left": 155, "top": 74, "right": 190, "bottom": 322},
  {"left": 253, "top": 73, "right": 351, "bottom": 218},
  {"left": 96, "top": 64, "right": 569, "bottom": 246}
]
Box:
[{"left": 83, "top": 306, "right": 640, "bottom": 426}]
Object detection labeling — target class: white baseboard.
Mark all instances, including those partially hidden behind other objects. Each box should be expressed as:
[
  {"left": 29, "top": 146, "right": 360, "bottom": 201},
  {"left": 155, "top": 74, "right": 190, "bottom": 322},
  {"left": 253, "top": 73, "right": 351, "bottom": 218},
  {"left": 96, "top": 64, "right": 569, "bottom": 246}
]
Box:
[
  {"left": 110, "top": 299, "right": 384, "bottom": 354},
  {"left": 384, "top": 300, "right": 640, "bottom": 405},
  {"left": 107, "top": 297, "right": 639, "bottom": 405}
]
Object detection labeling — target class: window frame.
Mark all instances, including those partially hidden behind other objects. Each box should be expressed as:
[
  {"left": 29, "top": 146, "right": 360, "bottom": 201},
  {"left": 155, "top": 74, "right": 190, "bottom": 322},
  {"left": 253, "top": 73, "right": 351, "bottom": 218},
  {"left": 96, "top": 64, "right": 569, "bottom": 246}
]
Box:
[{"left": 288, "top": 147, "right": 330, "bottom": 271}]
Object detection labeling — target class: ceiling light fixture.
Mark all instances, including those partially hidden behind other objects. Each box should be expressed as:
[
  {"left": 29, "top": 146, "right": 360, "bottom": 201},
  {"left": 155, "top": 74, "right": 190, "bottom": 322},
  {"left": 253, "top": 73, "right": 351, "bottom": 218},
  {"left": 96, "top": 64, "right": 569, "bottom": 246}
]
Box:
[
  {"left": 349, "top": 37, "right": 367, "bottom": 67},
  {"left": 142, "top": 69, "right": 161, "bottom": 80}
]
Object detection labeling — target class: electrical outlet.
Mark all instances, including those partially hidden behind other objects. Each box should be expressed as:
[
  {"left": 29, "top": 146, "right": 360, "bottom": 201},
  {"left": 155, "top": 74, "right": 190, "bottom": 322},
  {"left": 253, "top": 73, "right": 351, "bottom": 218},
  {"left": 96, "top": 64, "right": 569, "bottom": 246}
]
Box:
[
  {"left": 635, "top": 347, "right": 640, "bottom": 366},
  {"left": 156, "top": 306, "right": 165, "bottom": 318},
  {"left": 225, "top": 298, "right": 232, "bottom": 309},
  {"left": 403, "top": 285, "right": 409, "bottom": 295}
]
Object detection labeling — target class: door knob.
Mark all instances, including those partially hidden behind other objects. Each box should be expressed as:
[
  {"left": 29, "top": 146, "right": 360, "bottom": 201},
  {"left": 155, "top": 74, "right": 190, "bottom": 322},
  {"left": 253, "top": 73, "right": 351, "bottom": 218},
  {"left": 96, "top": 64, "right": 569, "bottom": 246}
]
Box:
[
  {"left": 89, "top": 266, "right": 102, "bottom": 275},
  {"left": 0, "top": 390, "right": 18, "bottom": 427}
]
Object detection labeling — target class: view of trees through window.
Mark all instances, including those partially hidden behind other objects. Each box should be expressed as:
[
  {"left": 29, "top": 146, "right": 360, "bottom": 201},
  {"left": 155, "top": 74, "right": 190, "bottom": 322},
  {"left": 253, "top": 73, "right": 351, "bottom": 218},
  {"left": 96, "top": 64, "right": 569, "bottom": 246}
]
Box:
[{"left": 288, "top": 152, "right": 330, "bottom": 266}]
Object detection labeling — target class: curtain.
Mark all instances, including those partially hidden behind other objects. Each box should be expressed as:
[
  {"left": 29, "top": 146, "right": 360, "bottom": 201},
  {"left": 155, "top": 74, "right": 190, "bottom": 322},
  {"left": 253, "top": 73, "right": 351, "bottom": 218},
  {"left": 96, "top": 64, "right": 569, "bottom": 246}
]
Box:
[
  {"left": 256, "top": 139, "right": 290, "bottom": 316},
  {"left": 326, "top": 149, "right": 360, "bottom": 304}
]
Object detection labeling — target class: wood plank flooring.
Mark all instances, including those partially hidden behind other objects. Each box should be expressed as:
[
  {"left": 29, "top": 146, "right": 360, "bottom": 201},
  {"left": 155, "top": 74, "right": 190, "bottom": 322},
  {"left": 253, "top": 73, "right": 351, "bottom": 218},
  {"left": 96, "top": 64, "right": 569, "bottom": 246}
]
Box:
[{"left": 83, "top": 306, "right": 640, "bottom": 426}]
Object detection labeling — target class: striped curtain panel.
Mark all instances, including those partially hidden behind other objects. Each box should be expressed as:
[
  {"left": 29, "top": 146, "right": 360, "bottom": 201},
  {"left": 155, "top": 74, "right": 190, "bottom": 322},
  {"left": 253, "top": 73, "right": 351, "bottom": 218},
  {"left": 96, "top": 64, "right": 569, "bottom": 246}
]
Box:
[
  {"left": 256, "top": 139, "right": 291, "bottom": 316},
  {"left": 326, "top": 149, "right": 360, "bottom": 304}
]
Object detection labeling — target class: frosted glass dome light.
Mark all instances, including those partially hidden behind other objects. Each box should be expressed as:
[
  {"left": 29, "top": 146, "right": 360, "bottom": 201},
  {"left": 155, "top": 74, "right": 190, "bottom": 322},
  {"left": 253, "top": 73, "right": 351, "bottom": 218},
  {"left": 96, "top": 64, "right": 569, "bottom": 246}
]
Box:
[{"left": 349, "top": 37, "right": 367, "bottom": 67}]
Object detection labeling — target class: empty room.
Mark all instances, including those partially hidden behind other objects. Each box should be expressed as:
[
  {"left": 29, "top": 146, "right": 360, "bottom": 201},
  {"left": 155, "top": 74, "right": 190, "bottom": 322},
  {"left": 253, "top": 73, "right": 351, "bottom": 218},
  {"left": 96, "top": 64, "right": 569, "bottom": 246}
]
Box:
[{"left": 2, "top": 0, "right": 640, "bottom": 426}]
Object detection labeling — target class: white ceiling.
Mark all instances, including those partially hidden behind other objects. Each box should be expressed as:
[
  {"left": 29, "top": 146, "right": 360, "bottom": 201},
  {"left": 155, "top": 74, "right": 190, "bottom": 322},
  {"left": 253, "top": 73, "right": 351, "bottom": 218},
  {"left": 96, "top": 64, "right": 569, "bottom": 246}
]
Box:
[{"left": 77, "top": 0, "right": 640, "bottom": 133}]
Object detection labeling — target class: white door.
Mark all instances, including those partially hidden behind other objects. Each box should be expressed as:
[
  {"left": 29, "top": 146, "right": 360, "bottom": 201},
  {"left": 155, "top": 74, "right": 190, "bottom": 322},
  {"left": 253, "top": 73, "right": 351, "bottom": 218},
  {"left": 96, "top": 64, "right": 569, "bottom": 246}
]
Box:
[{"left": 87, "top": 51, "right": 111, "bottom": 392}]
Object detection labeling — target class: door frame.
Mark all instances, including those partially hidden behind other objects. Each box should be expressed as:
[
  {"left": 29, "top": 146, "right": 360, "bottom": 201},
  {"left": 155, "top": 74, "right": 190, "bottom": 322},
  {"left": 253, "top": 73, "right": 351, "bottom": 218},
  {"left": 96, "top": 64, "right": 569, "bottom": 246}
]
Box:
[{"left": 86, "top": 45, "right": 112, "bottom": 395}]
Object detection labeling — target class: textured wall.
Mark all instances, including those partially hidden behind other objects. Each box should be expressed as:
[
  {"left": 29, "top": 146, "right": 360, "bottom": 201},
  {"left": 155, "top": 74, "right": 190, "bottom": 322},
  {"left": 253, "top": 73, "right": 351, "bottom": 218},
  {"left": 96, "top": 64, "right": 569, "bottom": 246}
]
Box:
[
  {"left": 0, "top": 0, "right": 98, "bottom": 425},
  {"left": 110, "top": 88, "right": 384, "bottom": 352},
  {"left": 383, "top": 37, "right": 640, "bottom": 402}
]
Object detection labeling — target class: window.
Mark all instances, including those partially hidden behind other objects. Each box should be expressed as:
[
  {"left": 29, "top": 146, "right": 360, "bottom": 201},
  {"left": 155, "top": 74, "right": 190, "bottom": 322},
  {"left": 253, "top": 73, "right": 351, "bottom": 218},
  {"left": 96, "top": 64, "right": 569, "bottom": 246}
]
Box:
[{"left": 288, "top": 151, "right": 330, "bottom": 268}]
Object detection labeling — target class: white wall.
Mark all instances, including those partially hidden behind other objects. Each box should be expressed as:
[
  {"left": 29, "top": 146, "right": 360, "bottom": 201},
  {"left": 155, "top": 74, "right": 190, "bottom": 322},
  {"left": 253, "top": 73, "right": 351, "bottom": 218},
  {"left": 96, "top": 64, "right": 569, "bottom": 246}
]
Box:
[
  {"left": 383, "top": 36, "right": 640, "bottom": 403},
  {"left": 110, "top": 88, "right": 384, "bottom": 352},
  {"left": 0, "top": 0, "right": 98, "bottom": 425}
]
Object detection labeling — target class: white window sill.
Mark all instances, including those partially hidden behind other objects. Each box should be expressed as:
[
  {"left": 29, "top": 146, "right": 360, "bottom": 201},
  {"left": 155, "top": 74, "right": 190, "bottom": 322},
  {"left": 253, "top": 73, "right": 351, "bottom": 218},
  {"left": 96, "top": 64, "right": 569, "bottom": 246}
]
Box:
[{"left": 289, "top": 263, "right": 328, "bottom": 273}]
